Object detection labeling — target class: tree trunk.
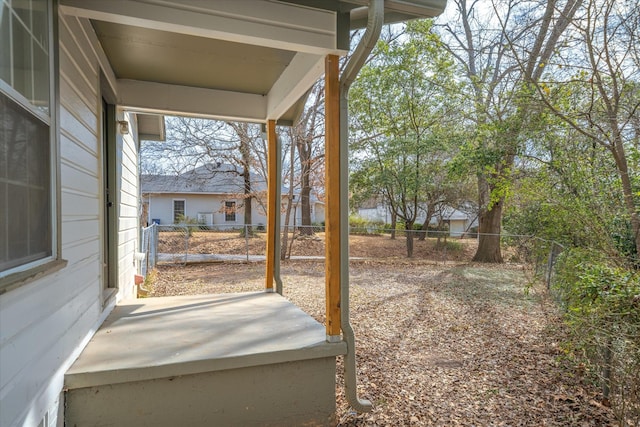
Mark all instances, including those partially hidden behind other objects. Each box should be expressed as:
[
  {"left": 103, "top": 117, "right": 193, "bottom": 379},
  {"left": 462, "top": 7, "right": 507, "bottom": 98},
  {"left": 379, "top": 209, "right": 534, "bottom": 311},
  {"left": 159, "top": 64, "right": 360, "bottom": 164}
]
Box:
[
  {"left": 405, "top": 221, "right": 415, "bottom": 258},
  {"left": 242, "top": 164, "right": 252, "bottom": 235},
  {"left": 296, "top": 139, "right": 313, "bottom": 235},
  {"left": 299, "top": 182, "right": 312, "bottom": 235},
  {"left": 281, "top": 197, "right": 292, "bottom": 260},
  {"left": 281, "top": 140, "right": 296, "bottom": 260},
  {"left": 473, "top": 197, "right": 504, "bottom": 263},
  {"left": 418, "top": 220, "right": 429, "bottom": 241},
  {"left": 418, "top": 205, "right": 434, "bottom": 241},
  {"left": 390, "top": 212, "right": 397, "bottom": 240},
  {"left": 239, "top": 130, "right": 253, "bottom": 236}
]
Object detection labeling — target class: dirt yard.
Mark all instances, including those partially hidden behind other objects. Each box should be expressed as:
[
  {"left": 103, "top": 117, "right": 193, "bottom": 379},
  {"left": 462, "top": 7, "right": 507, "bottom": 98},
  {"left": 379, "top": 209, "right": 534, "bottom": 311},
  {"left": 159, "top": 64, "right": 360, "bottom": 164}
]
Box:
[
  {"left": 149, "top": 237, "right": 615, "bottom": 426},
  {"left": 159, "top": 230, "right": 478, "bottom": 261}
]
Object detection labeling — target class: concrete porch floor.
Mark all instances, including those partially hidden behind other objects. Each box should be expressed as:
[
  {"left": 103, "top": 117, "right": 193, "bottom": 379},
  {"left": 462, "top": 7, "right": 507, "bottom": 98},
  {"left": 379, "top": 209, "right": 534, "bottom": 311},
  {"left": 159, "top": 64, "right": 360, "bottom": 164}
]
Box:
[{"left": 65, "top": 292, "right": 347, "bottom": 426}]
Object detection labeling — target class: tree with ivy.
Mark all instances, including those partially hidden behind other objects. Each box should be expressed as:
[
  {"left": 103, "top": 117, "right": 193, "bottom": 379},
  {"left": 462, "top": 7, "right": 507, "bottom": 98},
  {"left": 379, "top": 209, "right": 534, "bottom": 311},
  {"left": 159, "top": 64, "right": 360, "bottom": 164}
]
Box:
[{"left": 438, "top": 0, "right": 584, "bottom": 262}]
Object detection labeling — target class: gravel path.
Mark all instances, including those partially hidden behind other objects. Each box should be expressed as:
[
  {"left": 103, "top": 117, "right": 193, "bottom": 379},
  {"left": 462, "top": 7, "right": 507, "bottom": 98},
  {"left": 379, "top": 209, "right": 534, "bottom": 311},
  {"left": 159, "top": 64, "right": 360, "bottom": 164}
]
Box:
[{"left": 150, "top": 259, "right": 615, "bottom": 426}]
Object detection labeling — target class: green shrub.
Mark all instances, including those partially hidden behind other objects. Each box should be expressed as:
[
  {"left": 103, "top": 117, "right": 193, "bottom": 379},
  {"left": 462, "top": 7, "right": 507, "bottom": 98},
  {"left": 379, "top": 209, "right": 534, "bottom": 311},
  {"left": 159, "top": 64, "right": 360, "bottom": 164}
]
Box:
[
  {"left": 554, "top": 249, "right": 640, "bottom": 421},
  {"left": 349, "top": 216, "right": 385, "bottom": 235},
  {"left": 174, "top": 215, "right": 201, "bottom": 236},
  {"left": 441, "top": 240, "right": 463, "bottom": 252}
]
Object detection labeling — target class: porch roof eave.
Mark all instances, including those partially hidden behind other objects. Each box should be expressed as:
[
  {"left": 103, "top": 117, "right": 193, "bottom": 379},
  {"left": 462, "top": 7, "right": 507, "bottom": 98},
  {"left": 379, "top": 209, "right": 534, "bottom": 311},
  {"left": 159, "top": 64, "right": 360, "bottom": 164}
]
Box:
[
  {"left": 59, "top": 0, "right": 347, "bottom": 124},
  {"left": 59, "top": 0, "right": 447, "bottom": 124}
]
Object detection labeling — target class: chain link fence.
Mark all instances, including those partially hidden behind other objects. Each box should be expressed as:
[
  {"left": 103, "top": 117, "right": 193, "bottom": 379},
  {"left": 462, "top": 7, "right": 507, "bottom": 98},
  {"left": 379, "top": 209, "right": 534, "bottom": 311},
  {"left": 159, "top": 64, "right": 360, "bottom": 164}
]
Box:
[
  {"left": 140, "top": 223, "right": 565, "bottom": 272},
  {"left": 544, "top": 247, "right": 640, "bottom": 424}
]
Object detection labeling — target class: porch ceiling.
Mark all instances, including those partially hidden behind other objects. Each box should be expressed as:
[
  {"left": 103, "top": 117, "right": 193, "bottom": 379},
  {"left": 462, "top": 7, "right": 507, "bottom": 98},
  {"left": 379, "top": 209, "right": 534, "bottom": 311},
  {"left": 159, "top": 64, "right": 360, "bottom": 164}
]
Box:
[
  {"left": 91, "top": 21, "right": 297, "bottom": 96},
  {"left": 59, "top": 0, "right": 446, "bottom": 124}
]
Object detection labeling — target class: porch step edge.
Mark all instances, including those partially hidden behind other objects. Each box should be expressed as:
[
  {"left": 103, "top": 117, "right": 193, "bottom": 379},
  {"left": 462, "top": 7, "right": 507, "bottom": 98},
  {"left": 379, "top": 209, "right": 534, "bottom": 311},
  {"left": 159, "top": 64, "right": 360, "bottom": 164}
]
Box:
[{"left": 65, "top": 340, "right": 346, "bottom": 389}]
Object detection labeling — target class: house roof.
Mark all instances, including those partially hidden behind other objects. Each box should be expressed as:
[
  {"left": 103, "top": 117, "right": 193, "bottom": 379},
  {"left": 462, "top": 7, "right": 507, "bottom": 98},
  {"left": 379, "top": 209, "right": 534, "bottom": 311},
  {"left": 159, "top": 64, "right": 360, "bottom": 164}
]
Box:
[
  {"left": 356, "top": 202, "right": 476, "bottom": 221},
  {"left": 141, "top": 164, "right": 266, "bottom": 195},
  {"left": 59, "top": 0, "right": 446, "bottom": 125},
  {"left": 142, "top": 164, "right": 325, "bottom": 205},
  {"left": 441, "top": 206, "right": 472, "bottom": 221}
]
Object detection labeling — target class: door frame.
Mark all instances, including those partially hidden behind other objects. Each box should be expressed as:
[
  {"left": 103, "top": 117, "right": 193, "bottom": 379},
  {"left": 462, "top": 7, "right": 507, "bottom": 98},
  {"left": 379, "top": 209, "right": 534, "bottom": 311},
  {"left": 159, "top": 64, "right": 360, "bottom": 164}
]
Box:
[{"left": 101, "top": 77, "right": 118, "bottom": 303}]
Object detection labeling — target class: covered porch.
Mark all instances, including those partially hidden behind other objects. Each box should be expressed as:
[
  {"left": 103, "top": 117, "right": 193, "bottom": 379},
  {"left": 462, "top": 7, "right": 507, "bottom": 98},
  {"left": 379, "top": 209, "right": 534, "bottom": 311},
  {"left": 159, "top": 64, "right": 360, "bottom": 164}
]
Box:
[
  {"left": 60, "top": 0, "right": 446, "bottom": 425},
  {"left": 65, "top": 292, "right": 345, "bottom": 425}
]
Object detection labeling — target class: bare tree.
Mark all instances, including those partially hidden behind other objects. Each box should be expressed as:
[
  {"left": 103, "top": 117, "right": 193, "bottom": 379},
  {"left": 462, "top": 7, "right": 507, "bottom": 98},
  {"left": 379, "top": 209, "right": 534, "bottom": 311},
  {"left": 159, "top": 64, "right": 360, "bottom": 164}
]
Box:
[
  {"left": 288, "top": 82, "right": 326, "bottom": 235},
  {"left": 438, "top": 0, "right": 583, "bottom": 262},
  {"left": 140, "top": 117, "right": 267, "bottom": 231},
  {"left": 532, "top": 0, "right": 640, "bottom": 257}
]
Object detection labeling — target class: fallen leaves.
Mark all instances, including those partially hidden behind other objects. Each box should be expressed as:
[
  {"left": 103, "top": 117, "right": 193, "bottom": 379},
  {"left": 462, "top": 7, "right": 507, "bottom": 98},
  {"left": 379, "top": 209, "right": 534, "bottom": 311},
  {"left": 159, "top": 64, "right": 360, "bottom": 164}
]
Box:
[{"left": 151, "top": 248, "right": 616, "bottom": 426}]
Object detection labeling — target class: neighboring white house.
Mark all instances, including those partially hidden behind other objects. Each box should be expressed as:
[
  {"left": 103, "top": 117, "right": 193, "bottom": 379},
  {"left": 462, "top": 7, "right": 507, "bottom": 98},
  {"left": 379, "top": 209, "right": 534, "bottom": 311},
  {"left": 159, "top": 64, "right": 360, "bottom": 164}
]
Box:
[
  {"left": 287, "top": 189, "right": 326, "bottom": 227},
  {"left": 141, "top": 164, "right": 325, "bottom": 228},
  {"left": 357, "top": 202, "right": 478, "bottom": 236}
]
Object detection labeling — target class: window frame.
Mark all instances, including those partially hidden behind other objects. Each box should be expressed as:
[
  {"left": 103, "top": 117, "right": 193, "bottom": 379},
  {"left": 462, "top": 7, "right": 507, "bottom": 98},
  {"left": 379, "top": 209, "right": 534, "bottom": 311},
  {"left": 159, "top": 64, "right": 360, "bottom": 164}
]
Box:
[
  {"left": 224, "top": 201, "right": 236, "bottom": 222},
  {"left": 0, "top": 0, "right": 65, "bottom": 293},
  {"left": 173, "top": 199, "right": 186, "bottom": 224}
]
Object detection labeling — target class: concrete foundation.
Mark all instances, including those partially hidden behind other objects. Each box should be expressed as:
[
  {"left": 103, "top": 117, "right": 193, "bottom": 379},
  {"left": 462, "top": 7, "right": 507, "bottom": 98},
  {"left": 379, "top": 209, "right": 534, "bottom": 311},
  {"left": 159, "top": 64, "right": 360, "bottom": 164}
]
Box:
[{"left": 66, "top": 358, "right": 337, "bottom": 426}]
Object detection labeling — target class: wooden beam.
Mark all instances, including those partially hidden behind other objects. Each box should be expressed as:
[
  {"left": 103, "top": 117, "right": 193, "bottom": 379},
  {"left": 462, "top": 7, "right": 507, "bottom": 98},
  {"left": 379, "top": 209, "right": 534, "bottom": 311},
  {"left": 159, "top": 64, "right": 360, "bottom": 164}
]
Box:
[
  {"left": 265, "top": 120, "right": 277, "bottom": 291},
  {"left": 324, "top": 54, "right": 341, "bottom": 339},
  {"left": 117, "top": 79, "right": 267, "bottom": 123},
  {"left": 266, "top": 53, "right": 325, "bottom": 120}
]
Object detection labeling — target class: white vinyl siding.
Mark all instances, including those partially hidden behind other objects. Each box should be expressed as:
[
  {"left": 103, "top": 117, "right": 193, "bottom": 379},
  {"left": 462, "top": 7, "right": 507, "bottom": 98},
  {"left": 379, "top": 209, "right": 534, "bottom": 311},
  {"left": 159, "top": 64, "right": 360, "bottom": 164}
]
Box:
[
  {"left": 144, "top": 193, "right": 289, "bottom": 227},
  {"left": 0, "top": 10, "right": 140, "bottom": 427},
  {"left": 1, "top": 11, "right": 102, "bottom": 426},
  {"left": 117, "top": 113, "right": 139, "bottom": 299}
]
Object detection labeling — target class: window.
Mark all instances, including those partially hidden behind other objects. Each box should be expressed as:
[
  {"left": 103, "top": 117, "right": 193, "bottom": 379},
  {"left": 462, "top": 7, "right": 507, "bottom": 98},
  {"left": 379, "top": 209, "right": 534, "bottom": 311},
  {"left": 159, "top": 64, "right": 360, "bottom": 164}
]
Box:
[
  {"left": 1, "top": 0, "right": 57, "bottom": 281},
  {"left": 224, "top": 201, "right": 236, "bottom": 222},
  {"left": 173, "top": 200, "right": 185, "bottom": 223}
]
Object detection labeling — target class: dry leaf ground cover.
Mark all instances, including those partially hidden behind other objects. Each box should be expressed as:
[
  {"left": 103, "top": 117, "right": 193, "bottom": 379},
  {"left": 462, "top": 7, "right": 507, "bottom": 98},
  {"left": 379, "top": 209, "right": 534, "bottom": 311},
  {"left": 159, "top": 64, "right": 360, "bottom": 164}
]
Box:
[
  {"left": 149, "top": 238, "right": 615, "bottom": 426},
  {"left": 159, "top": 231, "right": 477, "bottom": 261}
]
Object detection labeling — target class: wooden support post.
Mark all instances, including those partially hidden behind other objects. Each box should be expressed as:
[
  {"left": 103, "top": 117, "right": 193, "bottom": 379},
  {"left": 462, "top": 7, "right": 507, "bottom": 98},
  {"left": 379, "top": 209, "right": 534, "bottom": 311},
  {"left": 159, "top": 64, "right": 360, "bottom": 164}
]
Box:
[
  {"left": 325, "top": 54, "right": 341, "bottom": 340},
  {"left": 265, "top": 119, "right": 277, "bottom": 292}
]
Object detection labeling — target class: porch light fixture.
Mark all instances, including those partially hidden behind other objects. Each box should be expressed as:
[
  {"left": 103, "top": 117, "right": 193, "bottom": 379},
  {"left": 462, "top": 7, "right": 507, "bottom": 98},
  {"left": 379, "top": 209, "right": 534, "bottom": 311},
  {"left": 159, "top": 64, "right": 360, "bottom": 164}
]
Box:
[{"left": 118, "top": 120, "right": 129, "bottom": 135}]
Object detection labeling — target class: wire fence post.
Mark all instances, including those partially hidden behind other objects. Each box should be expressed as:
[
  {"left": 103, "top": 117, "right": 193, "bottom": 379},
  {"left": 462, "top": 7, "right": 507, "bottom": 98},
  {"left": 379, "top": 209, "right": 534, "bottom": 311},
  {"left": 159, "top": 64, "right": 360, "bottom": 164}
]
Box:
[
  {"left": 153, "top": 223, "right": 159, "bottom": 266},
  {"left": 245, "top": 224, "right": 249, "bottom": 262},
  {"left": 183, "top": 225, "right": 189, "bottom": 265},
  {"left": 140, "top": 222, "right": 159, "bottom": 276},
  {"left": 545, "top": 241, "right": 563, "bottom": 290}
]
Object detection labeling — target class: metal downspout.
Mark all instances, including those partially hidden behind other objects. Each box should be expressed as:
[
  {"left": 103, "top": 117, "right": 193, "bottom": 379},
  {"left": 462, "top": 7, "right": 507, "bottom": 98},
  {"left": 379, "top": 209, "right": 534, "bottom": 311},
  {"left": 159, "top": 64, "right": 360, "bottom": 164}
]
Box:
[
  {"left": 339, "top": 0, "right": 384, "bottom": 413},
  {"left": 274, "top": 133, "right": 283, "bottom": 295}
]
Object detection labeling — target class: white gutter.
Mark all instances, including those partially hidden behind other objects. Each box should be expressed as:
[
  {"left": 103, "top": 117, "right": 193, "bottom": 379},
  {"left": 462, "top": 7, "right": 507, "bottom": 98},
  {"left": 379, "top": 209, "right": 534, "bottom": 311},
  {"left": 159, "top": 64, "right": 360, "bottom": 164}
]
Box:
[{"left": 339, "top": 0, "right": 384, "bottom": 413}]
